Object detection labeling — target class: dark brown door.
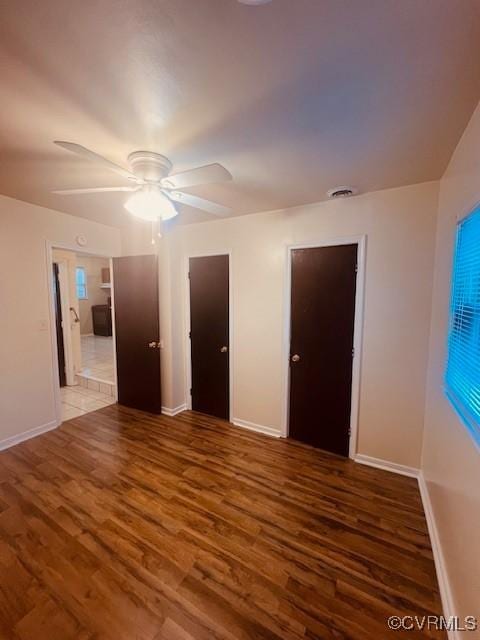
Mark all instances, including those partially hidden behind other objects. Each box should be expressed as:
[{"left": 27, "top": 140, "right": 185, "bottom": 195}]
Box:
[
  {"left": 112, "top": 255, "right": 161, "bottom": 413},
  {"left": 53, "top": 263, "right": 66, "bottom": 387},
  {"left": 289, "top": 244, "right": 358, "bottom": 456},
  {"left": 189, "top": 255, "right": 229, "bottom": 420}
]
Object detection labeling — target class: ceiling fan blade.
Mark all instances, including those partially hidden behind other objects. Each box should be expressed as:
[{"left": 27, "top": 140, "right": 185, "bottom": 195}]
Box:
[
  {"left": 162, "top": 163, "right": 232, "bottom": 189},
  {"left": 167, "top": 191, "right": 232, "bottom": 217},
  {"left": 52, "top": 186, "right": 136, "bottom": 195},
  {"left": 54, "top": 141, "right": 136, "bottom": 180}
]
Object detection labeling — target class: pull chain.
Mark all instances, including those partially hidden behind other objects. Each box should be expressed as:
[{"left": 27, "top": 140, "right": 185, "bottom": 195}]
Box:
[{"left": 150, "top": 219, "right": 163, "bottom": 245}]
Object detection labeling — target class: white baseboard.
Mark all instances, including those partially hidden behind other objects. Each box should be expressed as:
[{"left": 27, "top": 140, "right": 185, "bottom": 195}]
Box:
[
  {"left": 0, "top": 419, "right": 59, "bottom": 452},
  {"left": 418, "top": 472, "right": 457, "bottom": 640},
  {"left": 354, "top": 453, "right": 419, "bottom": 478},
  {"left": 232, "top": 417, "right": 281, "bottom": 438},
  {"left": 161, "top": 404, "right": 187, "bottom": 417},
  {"left": 355, "top": 455, "right": 455, "bottom": 637}
]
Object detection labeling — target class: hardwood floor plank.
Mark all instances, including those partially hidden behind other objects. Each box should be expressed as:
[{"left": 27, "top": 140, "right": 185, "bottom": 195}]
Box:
[{"left": 0, "top": 407, "right": 445, "bottom": 639}]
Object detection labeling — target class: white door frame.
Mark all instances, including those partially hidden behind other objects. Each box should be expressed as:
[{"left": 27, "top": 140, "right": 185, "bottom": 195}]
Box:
[
  {"left": 281, "top": 235, "right": 367, "bottom": 459},
  {"left": 45, "top": 241, "right": 118, "bottom": 426},
  {"left": 184, "top": 250, "right": 233, "bottom": 422}
]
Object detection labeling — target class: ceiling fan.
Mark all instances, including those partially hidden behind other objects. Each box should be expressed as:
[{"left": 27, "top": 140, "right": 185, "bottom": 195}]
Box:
[{"left": 52, "top": 141, "right": 233, "bottom": 222}]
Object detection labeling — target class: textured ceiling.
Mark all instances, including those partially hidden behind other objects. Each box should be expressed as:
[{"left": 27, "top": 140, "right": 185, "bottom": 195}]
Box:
[{"left": 1, "top": 0, "right": 480, "bottom": 227}]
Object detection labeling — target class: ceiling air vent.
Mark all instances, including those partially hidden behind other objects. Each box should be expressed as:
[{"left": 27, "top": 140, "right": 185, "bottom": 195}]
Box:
[{"left": 327, "top": 186, "right": 358, "bottom": 199}]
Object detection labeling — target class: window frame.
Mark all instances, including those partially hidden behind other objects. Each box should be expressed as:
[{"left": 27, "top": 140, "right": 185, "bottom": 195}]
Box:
[
  {"left": 76, "top": 266, "right": 88, "bottom": 300},
  {"left": 444, "top": 205, "right": 480, "bottom": 448}
]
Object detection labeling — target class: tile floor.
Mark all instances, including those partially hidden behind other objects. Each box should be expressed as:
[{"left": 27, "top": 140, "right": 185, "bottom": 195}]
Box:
[
  {"left": 60, "top": 385, "right": 115, "bottom": 421},
  {"left": 80, "top": 334, "right": 114, "bottom": 383}
]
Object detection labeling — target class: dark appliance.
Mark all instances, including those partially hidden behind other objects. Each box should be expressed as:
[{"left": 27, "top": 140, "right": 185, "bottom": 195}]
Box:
[{"left": 92, "top": 304, "right": 112, "bottom": 336}]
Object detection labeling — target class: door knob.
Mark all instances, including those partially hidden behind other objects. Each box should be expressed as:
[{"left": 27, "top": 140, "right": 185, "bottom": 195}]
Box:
[
  {"left": 291, "top": 354, "right": 300, "bottom": 363},
  {"left": 220, "top": 346, "right": 228, "bottom": 353}
]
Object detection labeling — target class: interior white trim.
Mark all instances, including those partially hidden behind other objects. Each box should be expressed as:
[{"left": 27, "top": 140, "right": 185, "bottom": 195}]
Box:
[
  {"left": 354, "top": 453, "right": 419, "bottom": 478},
  {"left": 161, "top": 404, "right": 187, "bottom": 417},
  {"left": 46, "top": 241, "right": 119, "bottom": 425},
  {"left": 184, "top": 250, "right": 233, "bottom": 422},
  {"left": 282, "top": 235, "right": 367, "bottom": 460},
  {"left": 232, "top": 417, "right": 281, "bottom": 438},
  {"left": 418, "top": 473, "right": 457, "bottom": 640},
  {"left": 0, "top": 419, "right": 59, "bottom": 452}
]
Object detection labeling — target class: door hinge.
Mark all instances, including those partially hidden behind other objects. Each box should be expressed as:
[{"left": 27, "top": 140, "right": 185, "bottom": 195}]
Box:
[
  {"left": 352, "top": 348, "right": 355, "bottom": 357},
  {"left": 355, "top": 263, "right": 358, "bottom": 273},
  {"left": 188, "top": 331, "right": 191, "bottom": 339},
  {"left": 190, "top": 388, "right": 192, "bottom": 396},
  {"left": 348, "top": 427, "right": 351, "bottom": 437}
]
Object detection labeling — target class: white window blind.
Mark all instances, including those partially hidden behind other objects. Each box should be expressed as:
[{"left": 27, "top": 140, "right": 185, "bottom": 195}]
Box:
[{"left": 445, "top": 206, "right": 480, "bottom": 446}]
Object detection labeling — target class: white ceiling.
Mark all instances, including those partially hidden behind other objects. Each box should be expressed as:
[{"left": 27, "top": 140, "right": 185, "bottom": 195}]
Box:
[{"left": 1, "top": 0, "right": 480, "bottom": 227}]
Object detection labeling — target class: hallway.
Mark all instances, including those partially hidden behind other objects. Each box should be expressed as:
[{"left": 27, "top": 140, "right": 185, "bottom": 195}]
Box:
[{"left": 80, "top": 335, "right": 114, "bottom": 383}]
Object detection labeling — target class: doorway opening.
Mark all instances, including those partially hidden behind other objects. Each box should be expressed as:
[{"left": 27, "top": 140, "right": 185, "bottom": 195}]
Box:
[
  {"left": 48, "top": 248, "right": 163, "bottom": 422},
  {"left": 51, "top": 248, "right": 116, "bottom": 422},
  {"left": 284, "top": 237, "right": 366, "bottom": 458},
  {"left": 76, "top": 255, "right": 115, "bottom": 393}
]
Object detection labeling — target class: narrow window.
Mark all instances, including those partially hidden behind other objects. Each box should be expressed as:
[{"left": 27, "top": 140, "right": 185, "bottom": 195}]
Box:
[
  {"left": 445, "top": 206, "right": 480, "bottom": 446},
  {"left": 76, "top": 266, "right": 87, "bottom": 300}
]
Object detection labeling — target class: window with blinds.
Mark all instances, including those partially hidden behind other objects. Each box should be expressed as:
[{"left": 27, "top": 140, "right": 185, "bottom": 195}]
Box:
[
  {"left": 76, "top": 266, "right": 88, "bottom": 300},
  {"left": 445, "top": 206, "right": 480, "bottom": 446}
]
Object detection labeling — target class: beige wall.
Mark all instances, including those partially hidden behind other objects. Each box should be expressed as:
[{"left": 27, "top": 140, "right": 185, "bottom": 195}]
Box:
[
  {"left": 164, "top": 180, "right": 439, "bottom": 467},
  {"left": 76, "top": 255, "right": 111, "bottom": 334},
  {"left": 0, "top": 195, "right": 121, "bottom": 443},
  {"left": 422, "top": 103, "right": 480, "bottom": 626}
]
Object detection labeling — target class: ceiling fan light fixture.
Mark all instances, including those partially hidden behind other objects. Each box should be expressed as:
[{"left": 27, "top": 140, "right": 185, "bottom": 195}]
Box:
[
  {"left": 53, "top": 141, "right": 233, "bottom": 218},
  {"left": 124, "top": 186, "right": 177, "bottom": 221}
]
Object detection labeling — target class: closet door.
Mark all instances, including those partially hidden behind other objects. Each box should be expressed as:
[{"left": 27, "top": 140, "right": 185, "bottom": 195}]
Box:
[
  {"left": 289, "top": 244, "right": 357, "bottom": 456},
  {"left": 189, "top": 255, "right": 230, "bottom": 420}
]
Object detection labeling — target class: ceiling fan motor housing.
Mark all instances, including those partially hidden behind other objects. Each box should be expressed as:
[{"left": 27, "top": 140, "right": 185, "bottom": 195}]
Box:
[{"left": 127, "top": 151, "right": 172, "bottom": 182}]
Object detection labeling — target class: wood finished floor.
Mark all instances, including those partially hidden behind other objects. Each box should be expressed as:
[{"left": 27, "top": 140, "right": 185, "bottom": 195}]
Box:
[{"left": 0, "top": 406, "right": 445, "bottom": 640}]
